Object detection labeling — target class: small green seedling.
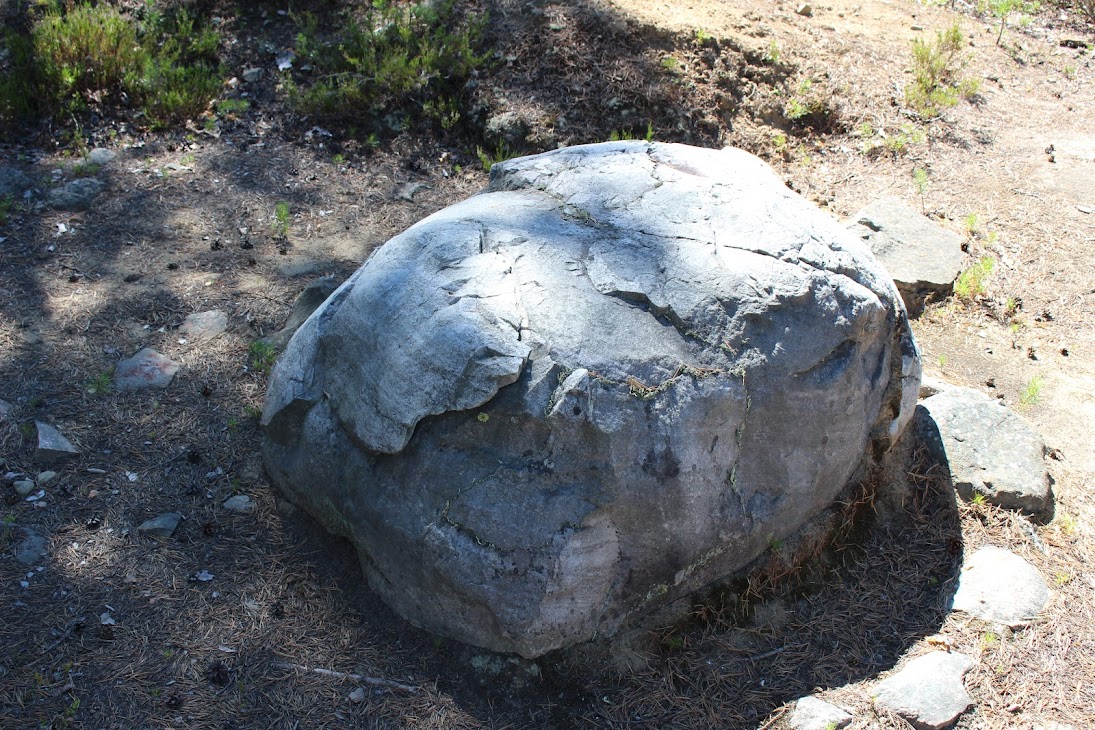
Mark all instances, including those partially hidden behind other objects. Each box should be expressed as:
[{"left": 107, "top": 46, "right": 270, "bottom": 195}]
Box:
[
  {"left": 1019, "top": 375, "right": 1043, "bottom": 407},
  {"left": 248, "top": 340, "right": 277, "bottom": 375},
  {"left": 953, "top": 255, "right": 995, "bottom": 300},
  {"left": 273, "top": 202, "right": 290, "bottom": 237},
  {"left": 85, "top": 372, "right": 112, "bottom": 395}
]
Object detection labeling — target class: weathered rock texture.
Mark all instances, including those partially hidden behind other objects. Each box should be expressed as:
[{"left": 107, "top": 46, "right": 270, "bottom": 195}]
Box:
[{"left": 262, "top": 142, "right": 921, "bottom": 657}]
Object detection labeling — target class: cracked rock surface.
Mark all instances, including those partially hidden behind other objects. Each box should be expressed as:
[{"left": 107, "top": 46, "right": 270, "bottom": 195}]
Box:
[{"left": 261, "top": 142, "right": 920, "bottom": 657}]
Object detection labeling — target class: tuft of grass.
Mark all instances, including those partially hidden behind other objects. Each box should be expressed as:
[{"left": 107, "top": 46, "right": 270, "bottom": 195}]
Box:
[
  {"left": 287, "top": 1, "right": 487, "bottom": 139},
  {"left": 476, "top": 143, "right": 516, "bottom": 172},
  {"left": 905, "top": 24, "right": 980, "bottom": 118},
  {"left": 248, "top": 341, "right": 278, "bottom": 376},
  {"left": 953, "top": 255, "right": 995, "bottom": 300},
  {"left": 763, "top": 39, "right": 781, "bottom": 65},
  {"left": 1019, "top": 374, "right": 1043, "bottom": 406},
  {"left": 608, "top": 122, "right": 655, "bottom": 142}
]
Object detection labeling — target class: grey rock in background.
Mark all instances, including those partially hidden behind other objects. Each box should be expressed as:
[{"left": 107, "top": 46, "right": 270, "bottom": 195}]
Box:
[
  {"left": 35, "top": 421, "right": 80, "bottom": 463},
  {"left": 790, "top": 696, "right": 852, "bottom": 730},
  {"left": 917, "top": 386, "right": 1053, "bottom": 520},
  {"left": 138, "top": 512, "right": 182, "bottom": 538},
  {"left": 180, "top": 310, "right": 228, "bottom": 340},
  {"left": 0, "top": 167, "right": 32, "bottom": 199},
  {"left": 846, "top": 197, "right": 964, "bottom": 316},
  {"left": 263, "top": 141, "right": 920, "bottom": 657},
  {"left": 951, "top": 545, "right": 1049, "bottom": 626},
  {"left": 114, "top": 348, "right": 180, "bottom": 391},
  {"left": 48, "top": 177, "right": 104, "bottom": 211},
  {"left": 874, "top": 652, "right": 975, "bottom": 729}
]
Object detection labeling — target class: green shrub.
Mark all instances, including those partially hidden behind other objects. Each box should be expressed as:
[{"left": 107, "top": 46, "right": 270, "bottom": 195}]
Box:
[
  {"left": 0, "top": 3, "right": 221, "bottom": 131},
  {"left": 905, "top": 24, "right": 980, "bottom": 118},
  {"left": 288, "top": 0, "right": 487, "bottom": 135}
]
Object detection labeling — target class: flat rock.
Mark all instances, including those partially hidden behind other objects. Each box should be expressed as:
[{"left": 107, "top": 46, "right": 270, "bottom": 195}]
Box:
[
  {"left": 951, "top": 545, "right": 1049, "bottom": 626},
  {"left": 874, "top": 652, "right": 975, "bottom": 729},
  {"left": 179, "top": 310, "right": 228, "bottom": 340},
  {"left": 138, "top": 512, "right": 182, "bottom": 538},
  {"left": 263, "top": 141, "right": 921, "bottom": 657},
  {"left": 114, "top": 348, "right": 180, "bottom": 391},
  {"left": 846, "top": 197, "right": 964, "bottom": 315},
  {"left": 0, "top": 166, "right": 32, "bottom": 199},
  {"left": 14, "top": 480, "right": 37, "bottom": 496},
  {"left": 86, "top": 148, "right": 117, "bottom": 166},
  {"left": 223, "top": 495, "right": 256, "bottom": 513},
  {"left": 36, "top": 471, "right": 58, "bottom": 486},
  {"left": 790, "top": 696, "right": 852, "bottom": 730},
  {"left": 15, "top": 527, "right": 48, "bottom": 565},
  {"left": 47, "top": 177, "right": 104, "bottom": 211},
  {"left": 917, "top": 386, "right": 1053, "bottom": 519},
  {"left": 35, "top": 421, "right": 80, "bottom": 463}
]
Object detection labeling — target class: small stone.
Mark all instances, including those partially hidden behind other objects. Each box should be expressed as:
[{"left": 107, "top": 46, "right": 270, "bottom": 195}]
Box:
[
  {"left": 0, "top": 398, "right": 14, "bottom": 420},
  {"left": 917, "top": 386, "right": 1054, "bottom": 519},
  {"left": 396, "top": 181, "right": 428, "bottom": 202},
  {"left": 951, "top": 545, "right": 1049, "bottom": 626},
  {"left": 86, "top": 148, "right": 117, "bottom": 166},
  {"left": 14, "top": 480, "right": 36, "bottom": 496},
  {"left": 874, "top": 652, "right": 975, "bottom": 730},
  {"left": 223, "top": 494, "right": 255, "bottom": 513},
  {"left": 796, "top": 3, "right": 813, "bottom": 16},
  {"left": 47, "top": 177, "right": 104, "bottom": 211},
  {"left": 138, "top": 512, "right": 183, "bottom": 538},
  {"left": 36, "top": 471, "right": 58, "bottom": 487},
  {"left": 179, "top": 310, "right": 228, "bottom": 340},
  {"left": 35, "top": 421, "right": 80, "bottom": 464},
  {"left": 15, "top": 528, "right": 48, "bottom": 566},
  {"left": 348, "top": 687, "right": 366, "bottom": 703},
  {"left": 790, "top": 695, "right": 852, "bottom": 730},
  {"left": 242, "top": 67, "right": 262, "bottom": 83},
  {"left": 484, "top": 111, "right": 530, "bottom": 148},
  {"left": 114, "top": 348, "right": 180, "bottom": 391}
]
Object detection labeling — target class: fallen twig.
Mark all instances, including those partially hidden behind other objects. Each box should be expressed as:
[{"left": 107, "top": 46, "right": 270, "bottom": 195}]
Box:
[{"left": 272, "top": 660, "right": 419, "bottom": 694}]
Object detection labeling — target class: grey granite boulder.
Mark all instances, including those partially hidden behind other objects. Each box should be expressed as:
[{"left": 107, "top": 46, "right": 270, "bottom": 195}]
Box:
[
  {"left": 262, "top": 141, "right": 921, "bottom": 657},
  {"left": 874, "top": 651, "right": 975, "bottom": 729},
  {"left": 917, "top": 386, "right": 1053, "bottom": 519},
  {"left": 846, "top": 197, "right": 964, "bottom": 316}
]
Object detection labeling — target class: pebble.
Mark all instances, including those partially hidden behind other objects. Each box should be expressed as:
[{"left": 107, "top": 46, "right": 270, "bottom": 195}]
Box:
[
  {"left": 13, "top": 480, "right": 36, "bottom": 496},
  {"left": 138, "top": 512, "right": 183, "bottom": 538},
  {"left": 35, "top": 421, "right": 80, "bottom": 464},
  {"left": 114, "top": 348, "right": 180, "bottom": 391},
  {"left": 874, "top": 651, "right": 975, "bottom": 730},
  {"left": 951, "top": 545, "right": 1049, "bottom": 626},
  {"left": 36, "top": 470, "right": 58, "bottom": 486},
  {"left": 0, "top": 398, "right": 13, "bottom": 420},
  {"left": 223, "top": 494, "right": 256, "bottom": 513},
  {"left": 242, "top": 67, "right": 262, "bottom": 83},
  {"left": 15, "top": 528, "right": 48, "bottom": 566}
]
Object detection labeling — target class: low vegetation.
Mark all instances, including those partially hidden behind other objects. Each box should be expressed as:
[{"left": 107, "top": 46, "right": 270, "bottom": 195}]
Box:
[
  {"left": 0, "top": 2, "right": 222, "bottom": 130},
  {"left": 905, "top": 24, "right": 980, "bottom": 118},
  {"left": 286, "top": 0, "right": 488, "bottom": 138}
]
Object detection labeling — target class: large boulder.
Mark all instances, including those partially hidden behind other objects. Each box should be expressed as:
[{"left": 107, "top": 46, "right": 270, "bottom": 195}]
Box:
[{"left": 262, "top": 142, "right": 921, "bottom": 657}]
